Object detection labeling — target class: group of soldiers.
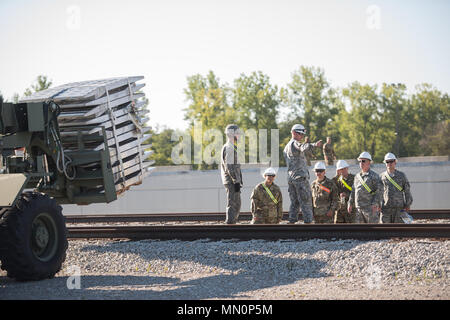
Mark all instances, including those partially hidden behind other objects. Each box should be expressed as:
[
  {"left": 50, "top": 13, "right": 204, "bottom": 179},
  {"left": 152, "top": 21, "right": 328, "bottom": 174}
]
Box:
[{"left": 220, "top": 124, "right": 413, "bottom": 225}]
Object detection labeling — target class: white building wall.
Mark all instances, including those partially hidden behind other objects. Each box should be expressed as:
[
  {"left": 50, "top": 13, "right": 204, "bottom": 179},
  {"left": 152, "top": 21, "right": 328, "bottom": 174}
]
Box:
[{"left": 63, "top": 161, "right": 450, "bottom": 215}]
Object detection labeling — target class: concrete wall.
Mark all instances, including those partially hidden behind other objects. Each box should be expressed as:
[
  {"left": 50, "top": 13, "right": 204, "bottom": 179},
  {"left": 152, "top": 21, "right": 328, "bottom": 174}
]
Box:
[{"left": 63, "top": 161, "right": 450, "bottom": 215}]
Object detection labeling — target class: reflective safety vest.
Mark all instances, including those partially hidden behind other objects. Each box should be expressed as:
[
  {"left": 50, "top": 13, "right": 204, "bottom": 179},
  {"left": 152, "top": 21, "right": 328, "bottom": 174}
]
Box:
[
  {"left": 339, "top": 176, "right": 352, "bottom": 191},
  {"left": 262, "top": 184, "right": 278, "bottom": 204},
  {"left": 386, "top": 174, "right": 404, "bottom": 192},
  {"left": 357, "top": 174, "right": 375, "bottom": 194},
  {"left": 318, "top": 185, "right": 331, "bottom": 194}
]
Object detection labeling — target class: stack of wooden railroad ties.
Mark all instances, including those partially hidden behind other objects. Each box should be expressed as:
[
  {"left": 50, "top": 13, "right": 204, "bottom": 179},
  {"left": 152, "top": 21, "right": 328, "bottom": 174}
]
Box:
[{"left": 21, "top": 76, "right": 154, "bottom": 195}]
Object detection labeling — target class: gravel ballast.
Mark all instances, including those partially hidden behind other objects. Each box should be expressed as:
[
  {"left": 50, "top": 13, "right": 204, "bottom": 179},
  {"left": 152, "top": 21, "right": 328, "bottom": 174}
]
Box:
[{"left": 0, "top": 238, "right": 448, "bottom": 300}]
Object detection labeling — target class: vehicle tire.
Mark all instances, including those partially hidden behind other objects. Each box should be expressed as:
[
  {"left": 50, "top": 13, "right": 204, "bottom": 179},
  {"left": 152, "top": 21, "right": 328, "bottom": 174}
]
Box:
[{"left": 0, "top": 192, "right": 68, "bottom": 281}]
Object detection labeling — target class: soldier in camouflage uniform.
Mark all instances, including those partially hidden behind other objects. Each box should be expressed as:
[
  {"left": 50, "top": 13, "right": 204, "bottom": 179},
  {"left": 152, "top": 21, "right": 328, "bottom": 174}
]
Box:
[
  {"left": 380, "top": 153, "right": 413, "bottom": 223},
  {"left": 348, "top": 152, "right": 383, "bottom": 223},
  {"left": 311, "top": 162, "right": 339, "bottom": 223},
  {"left": 221, "top": 124, "right": 243, "bottom": 224},
  {"left": 332, "top": 160, "right": 356, "bottom": 223},
  {"left": 304, "top": 136, "right": 315, "bottom": 166},
  {"left": 250, "top": 168, "right": 283, "bottom": 224},
  {"left": 283, "top": 124, "right": 322, "bottom": 223},
  {"left": 323, "top": 137, "right": 337, "bottom": 166}
]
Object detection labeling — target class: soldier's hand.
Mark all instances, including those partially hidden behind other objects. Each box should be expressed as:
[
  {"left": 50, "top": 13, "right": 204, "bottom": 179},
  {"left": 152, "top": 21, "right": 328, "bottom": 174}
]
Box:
[
  {"left": 326, "top": 210, "right": 333, "bottom": 217},
  {"left": 347, "top": 205, "right": 353, "bottom": 214},
  {"left": 372, "top": 205, "right": 379, "bottom": 214},
  {"left": 315, "top": 140, "right": 323, "bottom": 148}
]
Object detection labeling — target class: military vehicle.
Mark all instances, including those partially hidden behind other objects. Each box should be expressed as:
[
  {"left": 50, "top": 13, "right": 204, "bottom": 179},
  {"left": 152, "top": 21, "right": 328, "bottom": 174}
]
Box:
[{"left": 0, "top": 77, "right": 152, "bottom": 280}]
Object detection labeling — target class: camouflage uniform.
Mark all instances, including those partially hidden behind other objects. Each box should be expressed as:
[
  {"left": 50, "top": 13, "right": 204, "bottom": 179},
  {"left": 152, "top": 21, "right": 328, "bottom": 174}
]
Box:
[
  {"left": 304, "top": 148, "right": 314, "bottom": 166},
  {"left": 323, "top": 143, "right": 336, "bottom": 166},
  {"left": 221, "top": 141, "right": 242, "bottom": 224},
  {"left": 311, "top": 177, "right": 339, "bottom": 223},
  {"left": 250, "top": 182, "right": 283, "bottom": 224},
  {"left": 283, "top": 138, "right": 317, "bottom": 223},
  {"left": 332, "top": 174, "right": 356, "bottom": 223},
  {"left": 380, "top": 170, "right": 413, "bottom": 223},
  {"left": 348, "top": 170, "right": 382, "bottom": 223}
]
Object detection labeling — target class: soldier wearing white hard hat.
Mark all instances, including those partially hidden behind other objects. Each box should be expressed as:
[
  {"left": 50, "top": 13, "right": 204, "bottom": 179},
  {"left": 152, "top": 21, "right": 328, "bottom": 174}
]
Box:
[
  {"left": 283, "top": 124, "right": 323, "bottom": 223},
  {"left": 250, "top": 168, "right": 283, "bottom": 224},
  {"left": 220, "top": 124, "right": 243, "bottom": 224},
  {"left": 311, "top": 162, "right": 339, "bottom": 223},
  {"left": 332, "top": 160, "right": 356, "bottom": 223},
  {"left": 348, "top": 151, "right": 383, "bottom": 223},
  {"left": 380, "top": 153, "right": 413, "bottom": 223}
]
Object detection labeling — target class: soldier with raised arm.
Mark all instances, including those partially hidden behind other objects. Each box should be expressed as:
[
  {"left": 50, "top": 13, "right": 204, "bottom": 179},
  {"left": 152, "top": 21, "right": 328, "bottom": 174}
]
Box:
[{"left": 283, "top": 124, "right": 322, "bottom": 223}]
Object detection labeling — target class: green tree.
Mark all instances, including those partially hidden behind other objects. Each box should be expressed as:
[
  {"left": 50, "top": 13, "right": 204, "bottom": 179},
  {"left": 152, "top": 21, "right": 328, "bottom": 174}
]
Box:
[
  {"left": 232, "top": 71, "right": 281, "bottom": 165},
  {"left": 24, "top": 75, "right": 52, "bottom": 96},
  {"left": 232, "top": 71, "right": 280, "bottom": 130},
  {"left": 183, "top": 71, "right": 235, "bottom": 169},
  {"left": 287, "top": 66, "right": 338, "bottom": 142},
  {"left": 183, "top": 71, "right": 234, "bottom": 129},
  {"left": 147, "top": 126, "right": 185, "bottom": 166},
  {"left": 419, "top": 120, "right": 450, "bottom": 156},
  {"left": 407, "top": 84, "right": 450, "bottom": 156},
  {"left": 379, "top": 83, "right": 408, "bottom": 157},
  {"left": 340, "top": 82, "right": 383, "bottom": 161}
]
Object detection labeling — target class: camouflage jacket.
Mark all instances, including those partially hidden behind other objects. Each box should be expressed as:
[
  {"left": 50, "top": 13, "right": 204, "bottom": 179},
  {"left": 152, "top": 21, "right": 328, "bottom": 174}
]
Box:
[
  {"left": 380, "top": 169, "right": 413, "bottom": 209},
  {"left": 311, "top": 177, "right": 339, "bottom": 215},
  {"left": 323, "top": 143, "right": 336, "bottom": 160},
  {"left": 250, "top": 182, "right": 283, "bottom": 221},
  {"left": 349, "top": 169, "right": 382, "bottom": 208},
  {"left": 220, "top": 141, "right": 242, "bottom": 185},
  {"left": 332, "top": 173, "right": 355, "bottom": 211},
  {"left": 283, "top": 139, "right": 316, "bottom": 181}
]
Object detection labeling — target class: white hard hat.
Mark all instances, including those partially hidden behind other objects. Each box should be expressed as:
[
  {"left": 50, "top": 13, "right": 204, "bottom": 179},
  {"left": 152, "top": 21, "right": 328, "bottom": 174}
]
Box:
[
  {"left": 225, "top": 124, "right": 241, "bottom": 137},
  {"left": 262, "top": 167, "right": 277, "bottom": 177},
  {"left": 336, "top": 160, "right": 349, "bottom": 170},
  {"left": 383, "top": 152, "right": 397, "bottom": 163},
  {"left": 314, "top": 162, "right": 327, "bottom": 171},
  {"left": 291, "top": 124, "right": 306, "bottom": 134},
  {"left": 357, "top": 151, "right": 372, "bottom": 161}
]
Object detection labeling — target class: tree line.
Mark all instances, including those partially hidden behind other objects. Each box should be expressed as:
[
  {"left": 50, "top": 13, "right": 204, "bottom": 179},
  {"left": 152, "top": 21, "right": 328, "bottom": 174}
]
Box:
[
  {"left": 2, "top": 70, "right": 448, "bottom": 168},
  {"left": 152, "top": 66, "right": 449, "bottom": 168}
]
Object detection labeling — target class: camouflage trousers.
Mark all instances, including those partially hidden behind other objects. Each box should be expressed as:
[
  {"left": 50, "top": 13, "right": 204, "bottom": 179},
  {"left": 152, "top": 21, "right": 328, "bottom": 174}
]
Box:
[
  {"left": 251, "top": 213, "right": 280, "bottom": 224},
  {"left": 225, "top": 183, "right": 241, "bottom": 224},
  {"left": 334, "top": 209, "right": 355, "bottom": 223},
  {"left": 314, "top": 212, "right": 334, "bottom": 224},
  {"left": 381, "top": 207, "right": 405, "bottom": 223},
  {"left": 355, "top": 206, "right": 380, "bottom": 223},
  {"left": 324, "top": 158, "right": 334, "bottom": 166},
  {"left": 288, "top": 178, "right": 313, "bottom": 223}
]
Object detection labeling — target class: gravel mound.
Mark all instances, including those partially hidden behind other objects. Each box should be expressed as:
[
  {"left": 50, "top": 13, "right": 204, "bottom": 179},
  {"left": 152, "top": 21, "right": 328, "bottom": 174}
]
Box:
[{"left": 1, "top": 238, "right": 448, "bottom": 300}]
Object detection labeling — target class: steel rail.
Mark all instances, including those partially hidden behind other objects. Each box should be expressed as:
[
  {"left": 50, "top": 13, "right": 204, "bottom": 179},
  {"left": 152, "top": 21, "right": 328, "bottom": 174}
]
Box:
[
  {"left": 65, "top": 210, "right": 450, "bottom": 224},
  {"left": 67, "top": 223, "right": 450, "bottom": 240}
]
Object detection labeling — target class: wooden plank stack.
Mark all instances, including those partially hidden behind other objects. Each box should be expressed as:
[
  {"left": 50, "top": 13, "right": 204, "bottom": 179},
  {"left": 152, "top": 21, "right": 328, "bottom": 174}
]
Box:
[{"left": 20, "top": 76, "right": 154, "bottom": 194}]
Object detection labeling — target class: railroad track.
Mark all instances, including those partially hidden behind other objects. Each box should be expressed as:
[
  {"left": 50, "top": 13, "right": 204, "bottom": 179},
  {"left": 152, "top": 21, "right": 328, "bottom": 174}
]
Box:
[
  {"left": 65, "top": 210, "right": 450, "bottom": 224},
  {"left": 67, "top": 223, "right": 450, "bottom": 241}
]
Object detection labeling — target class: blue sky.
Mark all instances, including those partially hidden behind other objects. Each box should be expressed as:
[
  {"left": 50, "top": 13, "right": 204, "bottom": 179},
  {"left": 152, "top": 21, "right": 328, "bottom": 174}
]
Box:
[{"left": 0, "top": 0, "right": 449, "bottom": 130}]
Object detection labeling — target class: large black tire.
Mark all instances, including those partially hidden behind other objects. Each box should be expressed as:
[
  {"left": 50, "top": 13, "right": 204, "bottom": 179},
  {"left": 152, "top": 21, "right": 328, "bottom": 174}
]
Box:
[{"left": 0, "top": 192, "right": 68, "bottom": 281}]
